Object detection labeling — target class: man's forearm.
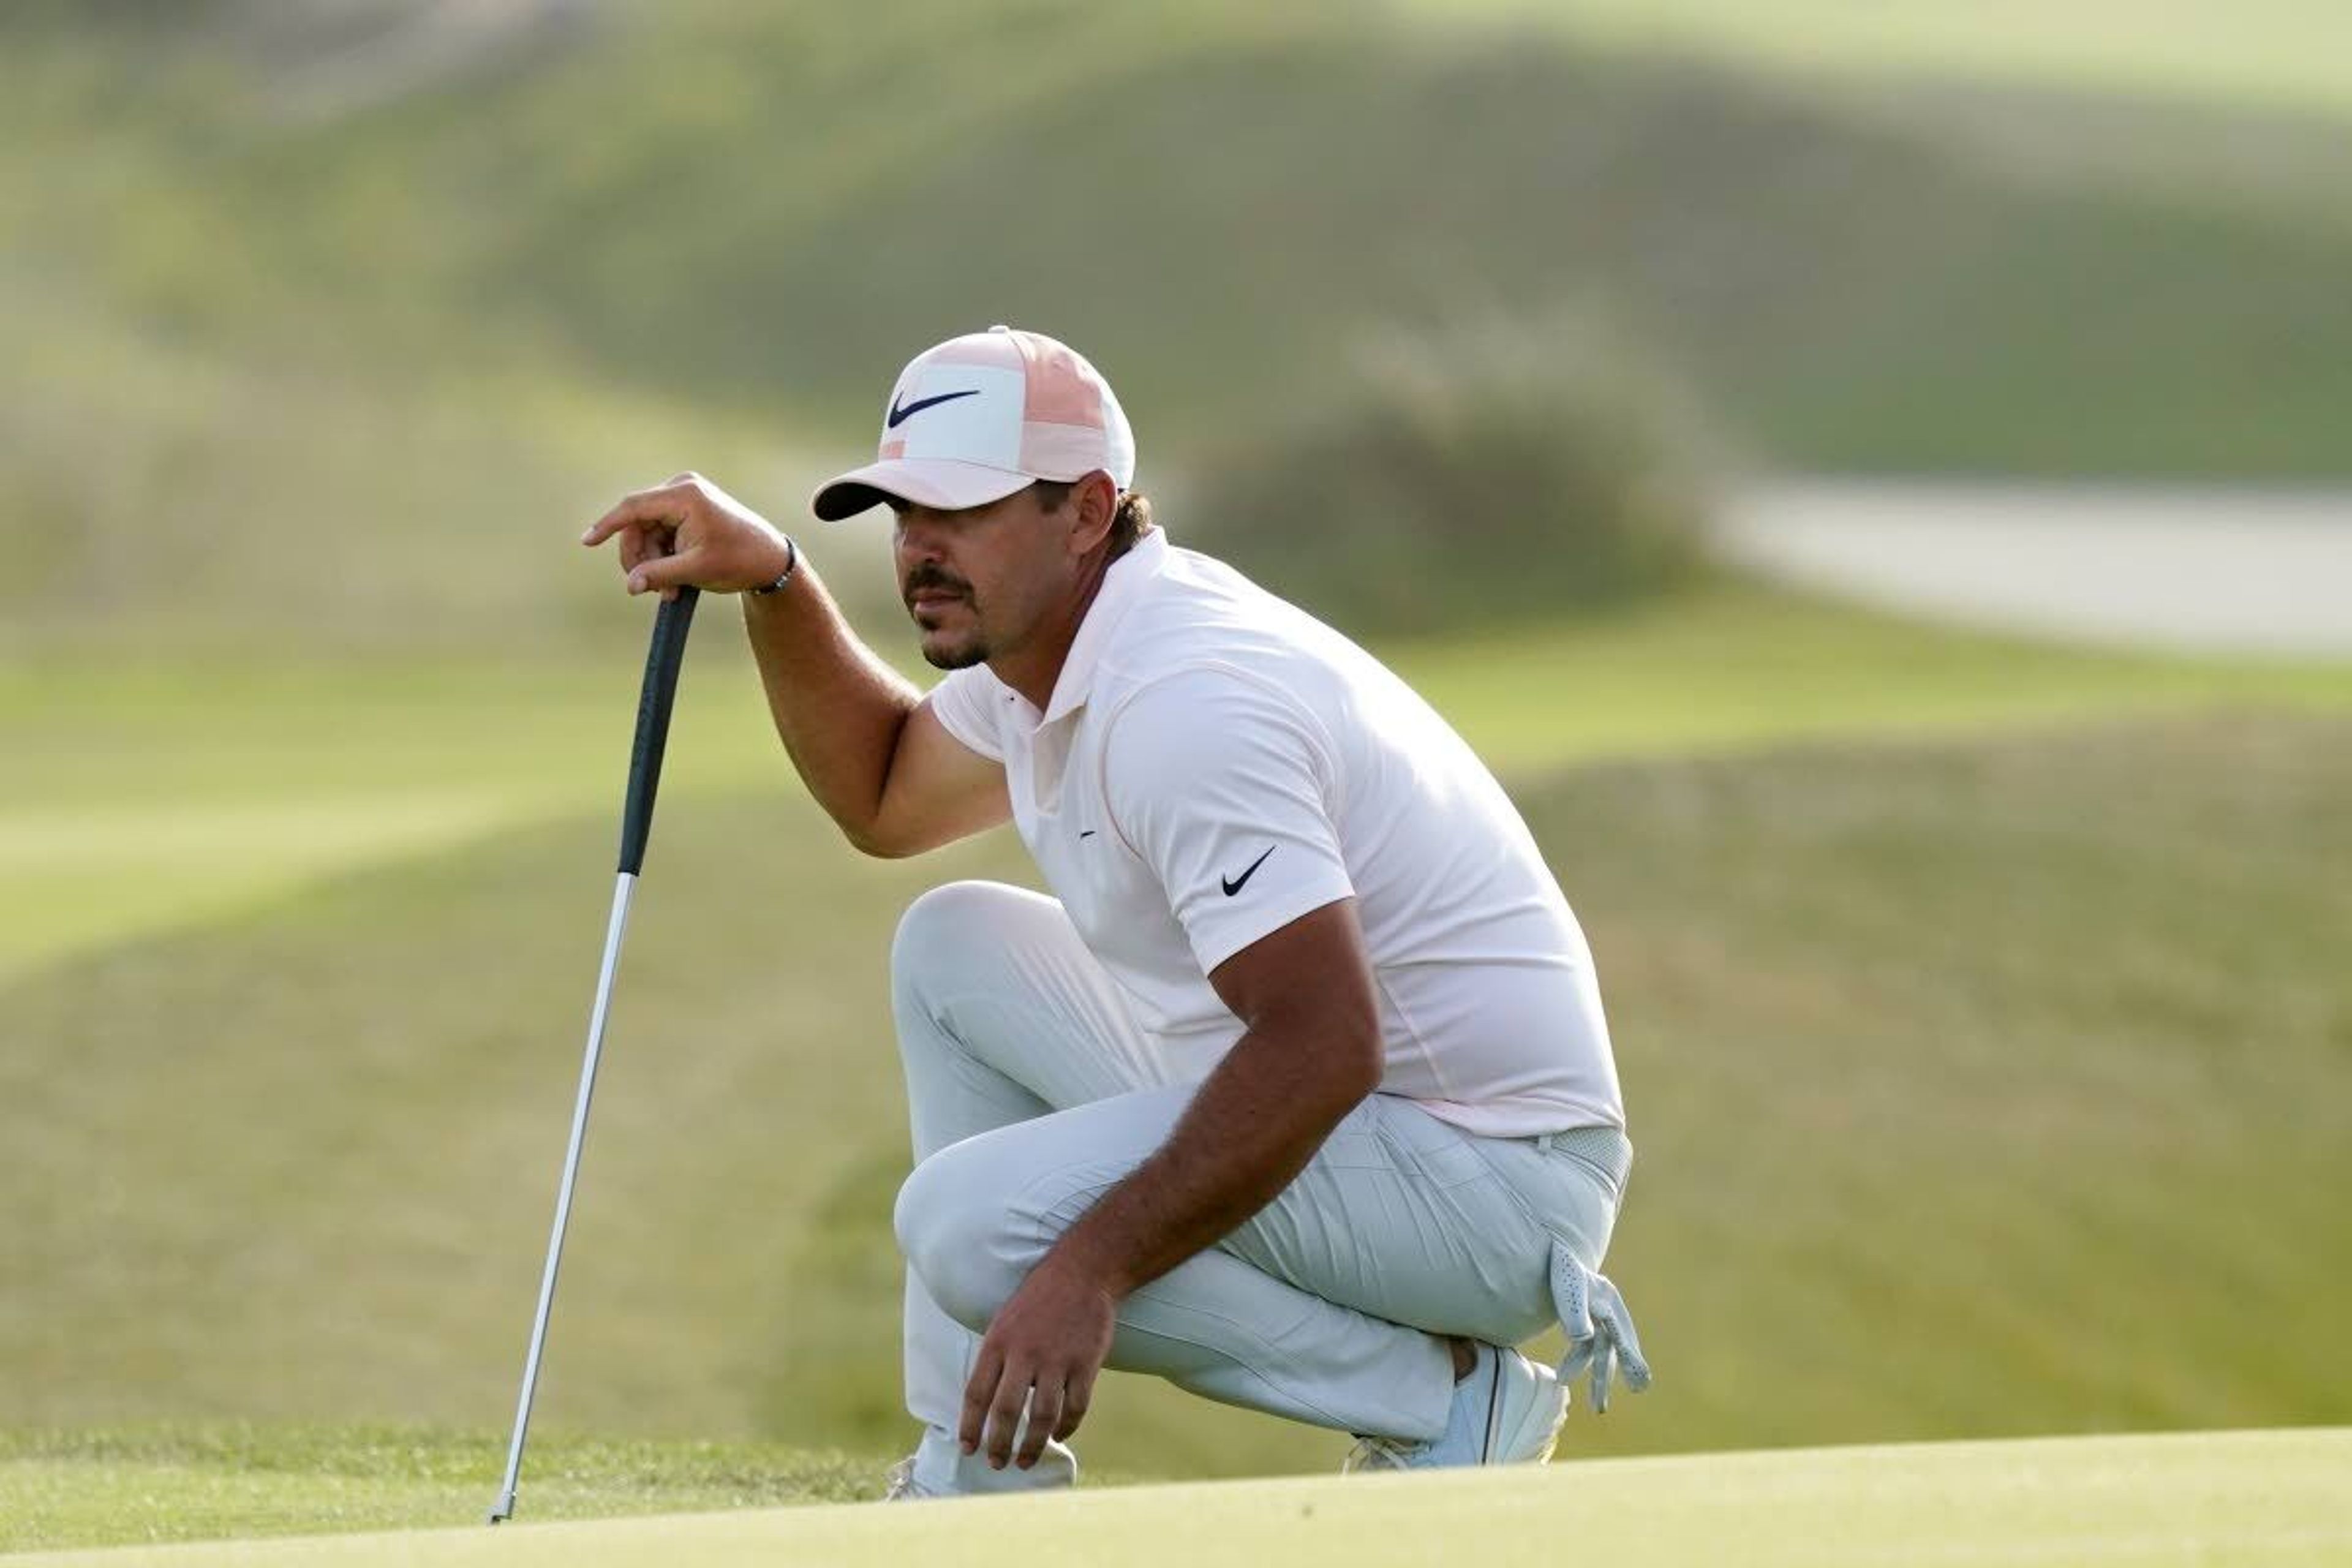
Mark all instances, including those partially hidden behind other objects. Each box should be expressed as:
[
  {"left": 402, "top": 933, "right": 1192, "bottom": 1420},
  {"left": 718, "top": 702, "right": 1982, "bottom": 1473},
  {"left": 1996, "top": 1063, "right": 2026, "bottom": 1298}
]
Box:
[
  {"left": 1047, "top": 1025, "right": 1373, "bottom": 1298},
  {"left": 742, "top": 556, "right": 919, "bottom": 848}
]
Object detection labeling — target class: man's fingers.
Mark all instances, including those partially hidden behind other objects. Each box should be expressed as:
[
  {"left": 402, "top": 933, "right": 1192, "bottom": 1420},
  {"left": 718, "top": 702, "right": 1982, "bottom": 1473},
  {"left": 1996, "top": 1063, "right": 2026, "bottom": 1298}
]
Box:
[
  {"left": 1016, "top": 1378, "right": 1063, "bottom": 1469},
  {"left": 959, "top": 1343, "right": 1004, "bottom": 1456},
  {"left": 1052, "top": 1366, "right": 1093, "bottom": 1442},
  {"left": 582, "top": 493, "right": 665, "bottom": 549},
  {"left": 615, "top": 524, "right": 650, "bottom": 575},
  {"left": 983, "top": 1368, "right": 1031, "bottom": 1469},
  {"left": 619, "top": 516, "right": 687, "bottom": 578},
  {"left": 627, "top": 545, "right": 704, "bottom": 598},
  {"left": 582, "top": 481, "right": 699, "bottom": 549}
]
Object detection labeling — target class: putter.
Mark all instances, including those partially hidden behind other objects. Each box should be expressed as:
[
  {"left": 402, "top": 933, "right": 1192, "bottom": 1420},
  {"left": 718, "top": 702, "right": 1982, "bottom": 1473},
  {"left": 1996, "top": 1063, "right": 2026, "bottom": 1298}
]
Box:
[{"left": 489, "top": 586, "right": 699, "bottom": 1525}]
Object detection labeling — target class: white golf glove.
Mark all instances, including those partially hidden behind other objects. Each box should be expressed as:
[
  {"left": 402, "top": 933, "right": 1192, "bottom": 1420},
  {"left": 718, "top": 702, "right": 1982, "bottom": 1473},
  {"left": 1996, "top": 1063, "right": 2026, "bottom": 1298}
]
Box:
[{"left": 1550, "top": 1245, "right": 1653, "bottom": 1414}]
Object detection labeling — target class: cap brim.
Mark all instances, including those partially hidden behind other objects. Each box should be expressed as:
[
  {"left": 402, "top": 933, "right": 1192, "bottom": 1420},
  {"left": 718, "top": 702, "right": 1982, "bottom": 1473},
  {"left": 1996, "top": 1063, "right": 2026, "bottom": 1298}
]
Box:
[{"left": 810, "top": 458, "right": 1036, "bottom": 522}]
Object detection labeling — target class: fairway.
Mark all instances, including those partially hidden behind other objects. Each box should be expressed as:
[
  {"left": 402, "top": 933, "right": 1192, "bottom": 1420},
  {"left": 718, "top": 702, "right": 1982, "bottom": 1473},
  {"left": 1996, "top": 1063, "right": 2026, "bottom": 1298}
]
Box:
[
  {"left": 5, "top": 707, "right": 2344, "bottom": 1484},
  {"left": 9, "top": 4, "right": 2352, "bottom": 1557},
  {"left": 7, "top": 1429, "right": 2346, "bottom": 1567},
  {"left": 7, "top": 582, "right": 2346, "bottom": 975}
]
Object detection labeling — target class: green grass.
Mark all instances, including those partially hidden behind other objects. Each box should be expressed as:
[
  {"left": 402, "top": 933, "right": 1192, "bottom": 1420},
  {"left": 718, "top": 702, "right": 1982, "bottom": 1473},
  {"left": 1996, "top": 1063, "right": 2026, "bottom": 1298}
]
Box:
[
  {"left": 178, "top": 15, "right": 2352, "bottom": 478},
  {"left": 4, "top": 698, "right": 2345, "bottom": 1482},
  {"left": 1529, "top": 713, "right": 2352, "bottom": 1447},
  {"left": 7, "top": 3, "right": 2352, "bottom": 672},
  {"left": 1390, "top": 584, "right": 2352, "bottom": 774},
  {"left": 0, "top": 1427, "right": 877, "bottom": 1556},
  {"left": 7, "top": 0, "right": 2352, "bottom": 674},
  {"left": 5, "top": 1428, "right": 2348, "bottom": 1564},
  {"left": 6, "top": 8, "right": 2348, "bottom": 1553},
  {"left": 7, "top": 584, "right": 2347, "bottom": 975},
  {"left": 1412, "top": 1, "right": 2352, "bottom": 121},
  {"left": 0, "top": 650, "right": 793, "bottom": 978}
]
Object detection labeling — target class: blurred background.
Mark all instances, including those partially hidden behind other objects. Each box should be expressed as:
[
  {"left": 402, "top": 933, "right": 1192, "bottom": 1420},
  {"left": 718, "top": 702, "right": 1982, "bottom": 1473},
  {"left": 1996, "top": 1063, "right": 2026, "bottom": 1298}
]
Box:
[{"left": 3, "top": 0, "right": 2346, "bottom": 1494}]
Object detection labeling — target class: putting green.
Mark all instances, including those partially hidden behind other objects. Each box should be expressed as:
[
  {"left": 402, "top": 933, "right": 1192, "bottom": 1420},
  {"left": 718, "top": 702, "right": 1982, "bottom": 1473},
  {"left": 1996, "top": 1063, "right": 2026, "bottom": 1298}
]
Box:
[{"left": 9, "top": 1429, "right": 2345, "bottom": 1567}]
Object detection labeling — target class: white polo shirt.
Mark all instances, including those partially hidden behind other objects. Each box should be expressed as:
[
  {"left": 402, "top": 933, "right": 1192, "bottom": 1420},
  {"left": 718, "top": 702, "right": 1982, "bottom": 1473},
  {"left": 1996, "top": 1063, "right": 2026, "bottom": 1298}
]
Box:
[{"left": 924, "top": 529, "right": 1624, "bottom": 1137}]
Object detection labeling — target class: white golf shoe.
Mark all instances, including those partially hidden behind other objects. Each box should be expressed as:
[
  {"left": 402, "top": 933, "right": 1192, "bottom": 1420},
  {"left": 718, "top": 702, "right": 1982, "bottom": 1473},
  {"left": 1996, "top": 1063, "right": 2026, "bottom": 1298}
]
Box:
[
  {"left": 880, "top": 1456, "right": 933, "bottom": 1501},
  {"left": 1343, "top": 1343, "right": 1568, "bottom": 1472},
  {"left": 881, "top": 1432, "right": 1078, "bottom": 1500}
]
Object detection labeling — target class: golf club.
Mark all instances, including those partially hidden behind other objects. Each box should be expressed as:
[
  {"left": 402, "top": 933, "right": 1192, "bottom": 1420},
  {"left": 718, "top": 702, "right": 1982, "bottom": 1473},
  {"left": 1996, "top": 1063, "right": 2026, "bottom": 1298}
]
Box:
[{"left": 488, "top": 586, "right": 700, "bottom": 1525}]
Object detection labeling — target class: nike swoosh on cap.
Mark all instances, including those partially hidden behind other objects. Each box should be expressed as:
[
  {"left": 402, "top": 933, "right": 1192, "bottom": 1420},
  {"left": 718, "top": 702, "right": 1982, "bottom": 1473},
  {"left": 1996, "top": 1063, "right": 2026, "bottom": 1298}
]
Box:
[
  {"left": 1221, "top": 845, "right": 1275, "bottom": 897},
  {"left": 886, "top": 388, "right": 982, "bottom": 428}
]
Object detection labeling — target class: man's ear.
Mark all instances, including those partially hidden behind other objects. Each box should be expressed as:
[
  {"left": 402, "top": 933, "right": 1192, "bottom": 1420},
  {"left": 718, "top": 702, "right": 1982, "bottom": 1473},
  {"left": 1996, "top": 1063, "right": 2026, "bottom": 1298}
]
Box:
[{"left": 1066, "top": 470, "right": 1118, "bottom": 555}]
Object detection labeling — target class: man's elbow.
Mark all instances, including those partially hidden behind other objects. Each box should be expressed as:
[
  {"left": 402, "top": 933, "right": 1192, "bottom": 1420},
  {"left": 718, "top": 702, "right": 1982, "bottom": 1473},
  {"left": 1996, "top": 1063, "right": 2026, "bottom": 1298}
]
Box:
[
  {"left": 842, "top": 818, "right": 922, "bottom": 859},
  {"left": 1255, "top": 997, "right": 1383, "bottom": 1117}
]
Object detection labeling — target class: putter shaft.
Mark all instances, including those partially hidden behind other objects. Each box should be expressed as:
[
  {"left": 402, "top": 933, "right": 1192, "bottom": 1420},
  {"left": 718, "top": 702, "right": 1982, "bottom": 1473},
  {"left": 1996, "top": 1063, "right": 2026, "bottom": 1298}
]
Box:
[
  {"left": 488, "top": 585, "right": 695, "bottom": 1525},
  {"left": 489, "top": 870, "right": 638, "bottom": 1524}
]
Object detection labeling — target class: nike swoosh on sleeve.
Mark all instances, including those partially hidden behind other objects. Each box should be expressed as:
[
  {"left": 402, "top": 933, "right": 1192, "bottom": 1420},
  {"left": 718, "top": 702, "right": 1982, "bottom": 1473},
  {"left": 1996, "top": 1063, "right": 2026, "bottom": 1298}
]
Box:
[{"left": 1220, "top": 845, "right": 1276, "bottom": 896}]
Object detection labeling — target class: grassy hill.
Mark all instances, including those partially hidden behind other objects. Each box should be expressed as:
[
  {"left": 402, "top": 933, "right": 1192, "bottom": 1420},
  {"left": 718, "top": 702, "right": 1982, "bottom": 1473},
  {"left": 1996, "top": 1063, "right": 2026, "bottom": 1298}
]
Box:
[
  {"left": 4, "top": 3, "right": 2348, "bottom": 1543},
  {"left": 4, "top": 695, "right": 2345, "bottom": 1480},
  {"left": 1425, "top": 0, "right": 2352, "bottom": 121},
  {"left": 10, "top": 584, "right": 2347, "bottom": 979},
  {"left": 6, "top": 1427, "right": 2348, "bottom": 1561},
  {"left": 6, "top": 2, "right": 2352, "bottom": 652}
]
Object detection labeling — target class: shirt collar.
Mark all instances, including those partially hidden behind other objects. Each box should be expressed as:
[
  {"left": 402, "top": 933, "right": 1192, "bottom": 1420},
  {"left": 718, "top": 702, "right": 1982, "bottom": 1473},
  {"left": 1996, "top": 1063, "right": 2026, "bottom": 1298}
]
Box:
[{"left": 1037, "top": 528, "right": 1170, "bottom": 726}]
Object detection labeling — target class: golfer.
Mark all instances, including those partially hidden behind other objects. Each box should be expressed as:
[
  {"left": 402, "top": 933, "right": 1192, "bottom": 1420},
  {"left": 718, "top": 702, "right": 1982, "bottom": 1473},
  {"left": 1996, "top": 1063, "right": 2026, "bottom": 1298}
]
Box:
[{"left": 582, "top": 326, "right": 1648, "bottom": 1498}]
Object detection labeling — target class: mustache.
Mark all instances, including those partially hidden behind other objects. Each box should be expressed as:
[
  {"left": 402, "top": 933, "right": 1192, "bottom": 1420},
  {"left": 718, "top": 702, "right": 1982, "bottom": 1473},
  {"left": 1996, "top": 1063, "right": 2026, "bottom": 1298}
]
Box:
[{"left": 903, "top": 564, "right": 973, "bottom": 602}]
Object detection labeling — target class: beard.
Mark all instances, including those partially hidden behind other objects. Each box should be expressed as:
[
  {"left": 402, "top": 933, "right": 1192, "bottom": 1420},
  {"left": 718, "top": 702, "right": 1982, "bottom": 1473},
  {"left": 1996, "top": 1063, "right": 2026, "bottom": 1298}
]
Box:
[
  {"left": 921, "top": 638, "right": 989, "bottom": 671},
  {"left": 905, "top": 562, "right": 986, "bottom": 668}
]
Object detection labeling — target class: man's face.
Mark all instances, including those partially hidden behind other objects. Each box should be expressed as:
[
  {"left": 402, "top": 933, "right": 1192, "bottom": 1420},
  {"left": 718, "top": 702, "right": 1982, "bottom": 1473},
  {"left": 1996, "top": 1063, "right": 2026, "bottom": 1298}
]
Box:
[{"left": 892, "top": 484, "right": 1075, "bottom": 671}]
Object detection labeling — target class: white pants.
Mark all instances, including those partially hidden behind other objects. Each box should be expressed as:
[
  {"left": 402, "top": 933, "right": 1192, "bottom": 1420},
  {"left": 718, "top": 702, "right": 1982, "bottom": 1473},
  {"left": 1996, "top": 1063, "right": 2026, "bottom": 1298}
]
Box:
[{"left": 890, "top": 881, "right": 1626, "bottom": 1492}]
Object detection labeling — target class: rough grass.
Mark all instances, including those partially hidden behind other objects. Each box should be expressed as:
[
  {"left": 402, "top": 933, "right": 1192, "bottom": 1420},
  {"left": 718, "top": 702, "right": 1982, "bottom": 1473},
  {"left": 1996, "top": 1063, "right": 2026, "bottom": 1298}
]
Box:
[
  {"left": 2, "top": 705, "right": 2345, "bottom": 1485},
  {"left": 5, "top": 1428, "right": 2348, "bottom": 1564},
  {"left": 0, "top": 1426, "right": 878, "bottom": 1555},
  {"left": 190, "top": 6, "right": 2352, "bottom": 476},
  {"left": 7, "top": 2, "right": 2352, "bottom": 658},
  {"left": 1190, "top": 314, "right": 1717, "bottom": 635}
]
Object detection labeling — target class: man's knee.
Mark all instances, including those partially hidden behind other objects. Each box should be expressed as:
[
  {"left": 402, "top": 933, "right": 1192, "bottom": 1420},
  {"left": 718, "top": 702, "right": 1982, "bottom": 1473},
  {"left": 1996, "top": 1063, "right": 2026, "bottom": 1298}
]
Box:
[
  {"left": 894, "top": 1139, "right": 1034, "bottom": 1332},
  {"left": 891, "top": 880, "right": 1027, "bottom": 1009},
  {"left": 892, "top": 880, "right": 1029, "bottom": 978}
]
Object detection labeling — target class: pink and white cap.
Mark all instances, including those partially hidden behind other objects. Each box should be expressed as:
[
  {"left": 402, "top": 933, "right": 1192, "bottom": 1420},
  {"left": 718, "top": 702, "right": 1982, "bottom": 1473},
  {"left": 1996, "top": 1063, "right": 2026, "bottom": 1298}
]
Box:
[{"left": 811, "top": 325, "right": 1136, "bottom": 521}]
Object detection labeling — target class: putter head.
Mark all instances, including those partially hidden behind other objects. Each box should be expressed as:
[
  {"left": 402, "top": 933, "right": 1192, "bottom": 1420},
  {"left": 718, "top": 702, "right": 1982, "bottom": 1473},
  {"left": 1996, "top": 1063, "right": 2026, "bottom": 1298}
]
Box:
[{"left": 487, "top": 1490, "right": 516, "bottom": 1525}]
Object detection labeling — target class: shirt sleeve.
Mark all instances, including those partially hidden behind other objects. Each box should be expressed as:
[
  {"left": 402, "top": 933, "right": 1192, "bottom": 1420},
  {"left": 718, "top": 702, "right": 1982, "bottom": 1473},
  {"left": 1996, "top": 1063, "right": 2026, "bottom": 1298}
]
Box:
[
  {"left": 1101, "top": 668, "right": 1357, "bottom": 976},
  {"left": 922, "top": 666, "right": 1008, "bottom": 763}
]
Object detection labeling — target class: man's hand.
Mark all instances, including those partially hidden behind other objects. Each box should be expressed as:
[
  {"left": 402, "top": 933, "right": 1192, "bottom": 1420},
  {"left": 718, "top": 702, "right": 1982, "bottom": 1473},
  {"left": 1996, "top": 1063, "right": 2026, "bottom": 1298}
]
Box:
[
  {"left": 950, "top": 902, "right": 1378, "bottom": 1470},
  {"left": 959, "top": 1251, "right": 1118, "bottom": 1470},
  {"left": 581, "top": 472, "right": 796, "bottom": 601}
]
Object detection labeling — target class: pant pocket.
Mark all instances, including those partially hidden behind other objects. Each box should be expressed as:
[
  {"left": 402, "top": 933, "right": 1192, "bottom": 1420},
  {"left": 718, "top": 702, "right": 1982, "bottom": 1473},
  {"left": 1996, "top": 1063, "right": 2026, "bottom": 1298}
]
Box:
[
  {"left": 1372, "top": 1098, "right": 1493, "bottom": 1191},
  {"left": 1313, "top": 1096, "right": 1393, "bottom": 1172},
  {"left": 1468, "top": 1136, "right": 1619, "bottom": 1268}
]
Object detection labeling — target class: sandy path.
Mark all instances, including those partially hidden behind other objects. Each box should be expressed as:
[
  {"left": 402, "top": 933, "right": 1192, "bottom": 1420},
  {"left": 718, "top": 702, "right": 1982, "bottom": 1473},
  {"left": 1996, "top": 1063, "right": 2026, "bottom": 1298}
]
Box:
[{"left": 1719, "top": 481, "right": 2351, "bottom": 657}]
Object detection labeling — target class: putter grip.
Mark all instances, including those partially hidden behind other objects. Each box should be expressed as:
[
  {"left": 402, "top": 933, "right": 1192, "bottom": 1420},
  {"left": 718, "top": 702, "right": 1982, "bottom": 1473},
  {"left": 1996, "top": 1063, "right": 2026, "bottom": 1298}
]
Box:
[{"left": 617, "top": 587, "right": 699, "bottom": 875}]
